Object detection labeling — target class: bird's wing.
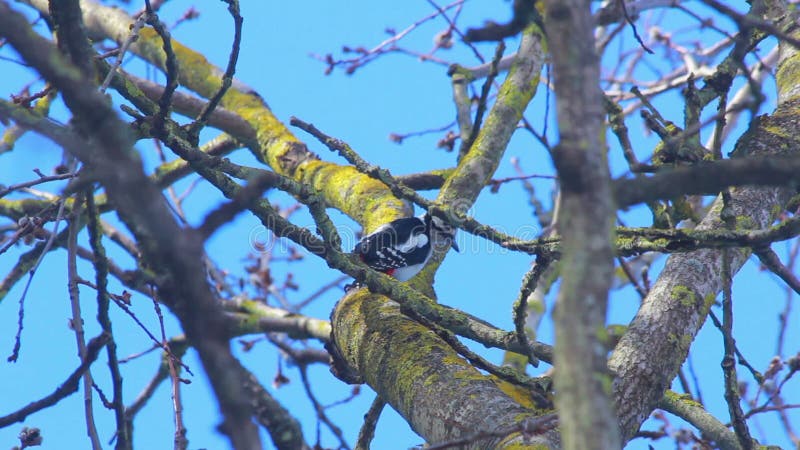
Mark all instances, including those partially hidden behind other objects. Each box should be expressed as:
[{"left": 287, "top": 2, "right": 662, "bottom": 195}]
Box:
[{"left": 354, "top": 217, "right": 428, "bottom": 270}]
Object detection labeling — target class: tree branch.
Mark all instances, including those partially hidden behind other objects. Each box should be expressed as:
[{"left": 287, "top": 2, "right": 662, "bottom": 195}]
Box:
[
  {"left": 544, "top": 2, "right": 621, "bottom": 449},
  {"left": 614, "top": 156, "right": 800, "bottom": 208},
  {"left": 0, "top": 333, "right": 109, "bottom": 427}
]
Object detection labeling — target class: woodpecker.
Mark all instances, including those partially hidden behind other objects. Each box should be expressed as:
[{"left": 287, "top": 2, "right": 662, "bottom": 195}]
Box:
[{"left": 348, "top": 213, "right": 459, "bottom": 289}]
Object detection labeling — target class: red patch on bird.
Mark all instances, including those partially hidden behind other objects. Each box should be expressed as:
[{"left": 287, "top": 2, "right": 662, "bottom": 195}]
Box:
[{"left": 385, "top": 268, "right": 396, "bottom": 276}]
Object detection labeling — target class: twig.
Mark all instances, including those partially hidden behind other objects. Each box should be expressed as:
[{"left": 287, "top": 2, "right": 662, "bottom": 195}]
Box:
[
  {"left": 488, "top": 172, "right": 558, "bottom": 193},
  {"left": 90, "top": 281, "right": 191, "bottom": 375},
  {"left": 458, "top": 41, "right": 505, "bottom": 159},
  {"left": 776, "top": 238, "right": 799, "bottom": 356},
  {"left": 354, "top": 396, "right": 385, "bottom": 450},
  {"left": 677, "top": 369, "right": 693, "bottom": 398},
  {"left": 719, "top": 189, "right": 755, "bottom": 448},
  {"left": 290, "top": 115, "right": 433, "bottom": 209},
  {"left": 755, "top": 247, "right": 800, "bottom": 296},
  {"left": 0, "top": 214, "right": 47, "bottom": 257},
  {"left": 619, "top": 0, "right": 654, "bottom": 54},
  {"left": 509, "top": 157, "right": 552, "bottom": 228},
  {"left": 698, "top": 0, "right": 800, "bottom": 50},
  {"left": 66, "top": 193, "right": 102, "bottom": 450},
  {"left": 512, "top": 255, "right": 550, "bottom": 368},
  {"left": 708, "top": 310, "right": 762, "bottom": 383},
  {"left": 86, "top": 191, "right": 130, "bottom": 449},
  {"left": 7, "top": 160, "right": 73, "bottom": 362},
  {"left": 687, "top": 352, "right": 705, "bottom": 408},
  {"left": 297, "top": 363, "right": 351, "bottom": 449},
  {"left": 0, "top": 171, "right": 77, "bottom": 198},
  {"left": 293, "top": 275, "right": 349, "bottom": 311},
  {"left": 152, "top": 295, "right": 188, "bottom": 450},
  {"left": 197, "top": 170, "right": 278, "bottom": 240},
  {"left": 616, "top": 256, "right": 648, "bottom": 298},
  {"left": 388, "top": 120, "right": 456, "bottom": 145},
  {"left": 424, "top": 0, "right": 480, "bottom": 58},
  {"left": 324, "top": 386, "right": 361, "bottom": 410},
  {"left": 710, "top": 88, "right": 728, "bottom": 161},
  {"left": 99, "top": 14, "right": 147, "bottom": 92},
  {"left": 124, "top": 336, "right": 189, "bottom": 421},
  {"left": 604, "top": 95, "right": 651, "bottom": 172},
  {"left": 743, "top": 403, "right": 800, "bottom": 419},
  {"left": 146, "top": 7, "right": 179, "bottom": 135},
  {"left": 0, "top": 333, "right": 109, "bottom": 427},
  {"left": 316, "top": 0, "right": 465, "bottom": 74},
  {"left": 186, "top": 0, "right": 242, "bottom": 138}
]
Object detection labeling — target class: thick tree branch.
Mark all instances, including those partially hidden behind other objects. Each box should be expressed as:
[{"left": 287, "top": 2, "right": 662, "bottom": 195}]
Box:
[
  {"left": 437, "top": 25, "right": 544, "bottom": 208},
  {"left": 614, "top": 156, "right": 800, "bottom": 208},
  {"left": 331, "top": 290, "right": 559, "bottom": 450},
  {"left": 544, "top": 2, "right": 621, "bottom": 450}
]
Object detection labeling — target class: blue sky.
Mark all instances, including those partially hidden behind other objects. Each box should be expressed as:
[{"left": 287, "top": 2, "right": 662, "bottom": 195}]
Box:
[{"left": 0, "top": 1, "right": 798, "bottom": 449}]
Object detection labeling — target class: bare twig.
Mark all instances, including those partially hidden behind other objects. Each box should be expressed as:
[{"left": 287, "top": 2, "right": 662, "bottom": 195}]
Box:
[
  {"left": 315, "top": 0, "right": 465, "bottom": 74},
  {"left": 619, "top": 0, "right": 654, "bottom": 54},
  {"left": 86, "top": 190, "right": 130, "bottom": 449},
  {"left": 145, "top": 6, "right": 179, "bottom": 135},
  {"left": 755, "top": 247, "right": 800, "bottom": 296},
  {"left": 99, "top": 13, "right": 147, "bottom": 92},
  {"left": 152, "top": 295, "right": 188, "bottom": 450},
  {"left": 354, "top": 396, "right": 385, "bottom": 450},
  {"left": 0, "top": 333, "right": 109, "bottom": 427},
  {"left": 7, "top": 158, "right": 73, "bottom": 362},
  {"left": 512, "top": 255, "right": 551, "bottom": 368},
  {"left": 66, "top": 193, "right": 102, "bottom": 450},
  {"left": 0, "top": 171, "right": 77, "bottom": 198},
  {"left": 458, "top": 41, "right": 505, "bottom": 159},
  {"left": 297, "top": 362, "right": 351, "bottom": 449},
  {"left": 124, "top": 336, "right": 189, "bottom": 422},
  {"left": 293, "top": 275, "right": 349, "bottom": 311},
  {"left": 186, "top": 0, "right": 242, "bottom": 138},
  {"left": 616, "top": 256, "right": 648, "bottom": 298},
  {"left": 776, "top": 238, "right": 800, "bottom": 356}
]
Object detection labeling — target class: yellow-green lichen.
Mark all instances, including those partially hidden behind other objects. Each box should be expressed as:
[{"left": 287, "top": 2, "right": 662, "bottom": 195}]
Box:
[
  {"left": 666, "top": 333, "right": 679, "bottom": 345},
  {"left": 702, "top": 293, "right": 716, "bottom": 315},
  {"left": 663, "top": 389, "right": 704, "bottom": 409},
  {"left": 776, "top": 55, "right": 800, "bottom": 103},
  {"left": 494, "top": 380, "right": 539, "bottom": 410},
  {"left": 671, "top": 285, "right": 698, "bottom": 308},
  {"left": 733, "top": 215, "right": 756, "bottom": 231}
]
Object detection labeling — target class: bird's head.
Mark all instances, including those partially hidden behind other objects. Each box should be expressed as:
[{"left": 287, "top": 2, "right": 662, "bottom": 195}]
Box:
[{"left": 424, "top": 213, "right": 460, "bottom": 252}]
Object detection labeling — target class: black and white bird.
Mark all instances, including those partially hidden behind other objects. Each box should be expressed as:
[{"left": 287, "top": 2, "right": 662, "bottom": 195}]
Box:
[{"left": 351, "top": 213, "right": 459, "bottom": 286}]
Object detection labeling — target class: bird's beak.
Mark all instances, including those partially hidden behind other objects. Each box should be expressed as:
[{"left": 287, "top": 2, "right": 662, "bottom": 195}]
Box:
[{"left": 450, "top": 240, "right": 460, "bottom": 252}]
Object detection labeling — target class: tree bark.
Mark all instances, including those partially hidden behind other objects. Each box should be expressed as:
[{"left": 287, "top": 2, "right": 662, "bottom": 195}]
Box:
[
  {"left": 609, "top": 1, "right": 800, "bottom": 441},
  {"left": 543, "top": 2, "right": 622, "bottom": 450}
]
